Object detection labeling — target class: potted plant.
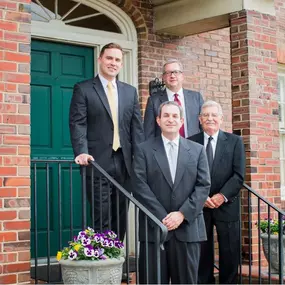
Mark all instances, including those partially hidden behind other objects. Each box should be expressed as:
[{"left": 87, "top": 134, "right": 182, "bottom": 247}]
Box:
[
  {"left": 56, "top": 227, "right": 125, "bottom": 284},
  {"left": 259, "top": 218, "right": 285, "bottom": 274}
]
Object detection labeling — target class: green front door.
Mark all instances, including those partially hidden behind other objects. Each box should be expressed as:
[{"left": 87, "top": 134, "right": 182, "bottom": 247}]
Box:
[{"left": 31, "top": 40, "right": 94, "bottom": 257}]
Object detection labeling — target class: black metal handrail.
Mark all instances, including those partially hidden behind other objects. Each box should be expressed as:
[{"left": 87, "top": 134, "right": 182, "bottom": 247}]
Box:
[
  {"left": 89, "top": 160, "right": 168, "bottom": 246},
  {"left": 213, "top": 182, "right": 285, "bottom": 284},
  {"left": 31, "top": 158, "right": 168, "bottom": 284}
]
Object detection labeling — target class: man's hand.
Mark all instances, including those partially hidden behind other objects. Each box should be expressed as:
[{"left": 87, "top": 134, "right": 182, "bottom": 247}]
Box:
[
  {"left": 162, "top": 211, "right": 184, "bottom": 231},
  {"left": 204, "top": 197, "right": 216, "bottom": 209},
  {"left": 211, "top": 193, "right": 225, "bottom": 208},
  {"left": 74, "top": 153, "right": 94, "bottom": 165}
]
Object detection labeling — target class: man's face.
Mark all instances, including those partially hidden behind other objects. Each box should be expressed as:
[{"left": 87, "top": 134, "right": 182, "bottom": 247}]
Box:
[
  {"left": 156, "top": 104, "right": 184, "bottom": 136},
  {"left": 162, "top": 62, "right": 184, "bottom": 92},
  {"left": 98, "top": 48, "right": 123, "bottom": 80},
  {"left": 199, "top": 106, "right": 223, "bottom": 136}
]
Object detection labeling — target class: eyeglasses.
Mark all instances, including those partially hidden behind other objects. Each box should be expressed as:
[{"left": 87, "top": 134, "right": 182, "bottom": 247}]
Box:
[
  {"left": 200, "top": 113, "right": 221, "bottom": 118},
  {"left": 163, "top": 70, "right": 183, "bottom": 76}
]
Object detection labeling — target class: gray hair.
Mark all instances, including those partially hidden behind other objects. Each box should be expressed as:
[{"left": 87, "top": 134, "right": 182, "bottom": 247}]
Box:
[
  {"left": 163, "top": 60, "right": 183, "bottom": 73},
  {"left": 158, "top": 101, "right": 184, "bottom": 118},
  {"left": 200, "top": 100, "right": 223, "bottom": 116}
]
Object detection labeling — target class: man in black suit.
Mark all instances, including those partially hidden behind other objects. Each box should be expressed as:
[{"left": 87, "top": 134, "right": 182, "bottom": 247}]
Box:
[
  {"left": 188, "top": 100, "right": 245, "bottom": 284},
  {"left": 144, "top": 60, "right": 204, "bottom": 139},
  {"left": 69, "top": 43, "right": 144, "bottom": 238},
  {"left": 132, "top": 101, "right": 211, "bottom": 284}
]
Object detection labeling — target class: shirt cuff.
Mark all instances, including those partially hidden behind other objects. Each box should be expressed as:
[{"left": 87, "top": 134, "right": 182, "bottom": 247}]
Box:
[{"left": 221, "top": 194, "right": 228, "bottom": 203}]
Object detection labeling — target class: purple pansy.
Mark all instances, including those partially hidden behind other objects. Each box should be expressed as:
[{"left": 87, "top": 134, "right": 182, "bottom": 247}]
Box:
[
  {"left": 81, "top": 236, "right": 91, "bottom": 246},
  {"left": 68, "top": 249, "right": 78, "bottom": 260},
  {"left": 84, "top": 247, "right": 95, "bottom": 257}
]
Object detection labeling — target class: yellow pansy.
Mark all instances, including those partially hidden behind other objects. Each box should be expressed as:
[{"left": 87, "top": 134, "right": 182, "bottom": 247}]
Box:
[
  {"left": 74, "top": 244, "right": 81, "bottom": 251},
  {"left": 56, "top": 251, "right": 62, "bottom": 261}
]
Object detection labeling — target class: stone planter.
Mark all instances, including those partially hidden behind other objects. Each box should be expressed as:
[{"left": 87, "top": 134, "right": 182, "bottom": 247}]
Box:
[
  {"left": 59, "top": 257, "right": 125, "bottom": 284},
  {"left": 261, "top": 233, "right": 285, "bottom": 273}
]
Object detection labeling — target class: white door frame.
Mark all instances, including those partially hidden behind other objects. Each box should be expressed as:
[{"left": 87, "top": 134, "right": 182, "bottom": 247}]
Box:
[{"left": 31, "top": 0, "right": 138, "bottom": 87}]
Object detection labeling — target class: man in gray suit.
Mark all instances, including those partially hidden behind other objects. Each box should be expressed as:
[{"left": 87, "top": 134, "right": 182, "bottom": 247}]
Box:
[
  {"left": 144, "top": 60, "right": 204, "bottom": 139},
  {"left": 69, "top": 43, "right": 144, "bottom": 238},
  {"left": 132, "top": 101, "right": 211, "bottom": 284}
]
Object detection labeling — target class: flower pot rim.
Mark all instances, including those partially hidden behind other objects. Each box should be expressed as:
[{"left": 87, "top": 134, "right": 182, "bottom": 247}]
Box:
[
  {"left": 260, "top": 233, "right": 285, "bottom": 239},
  {"left": 59, "top": 256, "right": 125, "bottom": 267}
]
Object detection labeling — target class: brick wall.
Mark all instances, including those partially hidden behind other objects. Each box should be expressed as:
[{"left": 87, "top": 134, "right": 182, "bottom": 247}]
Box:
[
  {"left": 230, "top": 9, "right": 280, "bottom": 262},
  {"left": 0, "top": 0, "right": 31, "bottom": 284},
  {"left": 110, "top": 0, "right": 233, "bottom": 131}
]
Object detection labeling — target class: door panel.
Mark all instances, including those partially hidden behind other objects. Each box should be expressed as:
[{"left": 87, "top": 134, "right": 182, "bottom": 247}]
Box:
[{"left": 31, "top": 40, "right": 94, "bottom": 258}]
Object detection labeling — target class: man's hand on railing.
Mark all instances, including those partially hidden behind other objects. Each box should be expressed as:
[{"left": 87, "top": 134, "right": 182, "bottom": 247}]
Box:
[{"left": 74, "top": 153, "right": 94, "bottom": 165}]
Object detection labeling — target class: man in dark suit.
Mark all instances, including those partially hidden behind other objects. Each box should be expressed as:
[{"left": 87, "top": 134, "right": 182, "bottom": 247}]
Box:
[
  {"left": 188, "top": 100, "right": 245, "bottom": 284},
  {"left": 69, "top": 43, "right": 144, "bottom": 238},
  {"left": 132, "top": 101, "right": 211, "bottom": 284},
  {"left": 144, "top": 60, "right": 204, "bottom": 139}
]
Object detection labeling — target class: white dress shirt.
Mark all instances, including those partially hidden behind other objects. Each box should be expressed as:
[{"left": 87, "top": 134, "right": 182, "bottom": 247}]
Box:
[
  {"left": 98, "top": 74, "right": 119, "bottom": 119},
  {"left": 166, "top": 88, "right": 188, "bottom": 137},
  {"left": 203, "top": 130, "right": 219, "bottom": 158},
  {"left": 161, "top": 134, "right": 179, "bottom": 183}
]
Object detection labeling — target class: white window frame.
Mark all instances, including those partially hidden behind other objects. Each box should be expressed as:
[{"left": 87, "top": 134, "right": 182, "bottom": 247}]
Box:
[{"left": 278, "top": 65, "right": 285, "bottom": 199}]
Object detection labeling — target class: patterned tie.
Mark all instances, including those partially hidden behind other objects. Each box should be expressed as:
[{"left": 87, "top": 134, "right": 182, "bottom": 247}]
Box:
[
  {"left": 206, "top": 136, "right": 213, "bottom": 172},
  {"left": 168, "top": 141, "right": 177, "bottom": 183},
  {"left": 107, "top": 82, "right": 120, "bottom": 151},
  {"left": 173, "top": 93, "right": 185, "bottom": 137}
]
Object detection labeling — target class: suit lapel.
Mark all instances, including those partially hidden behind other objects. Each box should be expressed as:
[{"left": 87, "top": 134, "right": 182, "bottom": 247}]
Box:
[
  {"left": 117, "top": 81, "right": 124, "bottom": 125},
  {"left": 211, "top": 131, "right": 228, "bottom": 177},
  {"left": 153, "top": 137, "right": 173, "bottom": 189},
  {"left": 173, "top": 138, "right": 188, "bottom": 190},
  {"left": 183, "top": 89, "right": 194, "bottom": 135},
  {"left": 93, "top": 75, "right": 112, "bottom": 119}
]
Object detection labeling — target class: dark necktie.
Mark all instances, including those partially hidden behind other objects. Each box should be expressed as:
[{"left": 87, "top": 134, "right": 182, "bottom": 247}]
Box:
[
  {"left": 173, "top": 93, "right": 185, "bottom": 137},
  {"left": 206, "top": 136, "right": 213, "bottom": 172}
]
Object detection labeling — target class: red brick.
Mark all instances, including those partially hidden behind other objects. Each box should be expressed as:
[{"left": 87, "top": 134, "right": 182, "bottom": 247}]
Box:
[
  {"left": 4, "top": 157, "right": 29, "bottom": 166},
  {"left": 0, "top": 188, "right": 17, "bottom": 197},
  {"left": 0, "top": 1, "right": 17, "bottom": 10},
  {"left": 18, "top": 251, "right": 30, "bottom": 261},
  {"left": 3, "top": 114, "right": 30, "bottom": 124},
  {"left": 5, "top": 11, "right": 31, "bottom": 23},
  {"left": 4, "top": 32, "right": 30, "bottom": 43},
  {"left": 3, "top": 221, "right": 30, "bottom": 230},
  {"left": 3, "top": 262, "right": 30, "bottom": 274},
  {"left": 3, "top": 178, "right": 30, "bottom": 186},
  {"left": 3, "top": 135, "right": 30, "bottom": 145},
  {"left": 0, "top": 21, "right": 17, "bottom": 31},
  {"left": 5, "top": 51, "right": 30, "bottom": 63},
  {"left": 0, "top": 147, "right": 17, "bottom": 155},
  {"left": 0, "top": 274, "right": 17, "bottom": 284},
  {"left": 0, "top": 40, "right": 17, "bottom": 51},
  {"left": 18, "top": 146, "right": 30, "bottom": 155},
  {"left": 0, "top": 253, "right": 17, "bottom": 262},
  {"left": 0, "top": 167, "right": 17, "bottom": 176},
  {"left": 0, "top": 232, "right": 17, "bottom": 242},
  {"left": 0, "top": 62, "right": 17, "bottom": 72},
  {"left": 5, "top": 73, "right": 30, "bottom": 84},
  {"left": 0, "top": 126, "right": 16, "bottom": 134}
]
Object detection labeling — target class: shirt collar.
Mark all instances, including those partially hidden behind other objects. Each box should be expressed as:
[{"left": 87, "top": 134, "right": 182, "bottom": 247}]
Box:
[
  {"left": 161, "top": 134, "right": 180, "bottom": 147},
  {"left": 98, "top": 73, "right": 116, "bottom": 89},
  {"left": 166, "top": 87, "right": 183, "bottom": 99},
  {"left": 204, "top": 130, "right": 219, "bottom": 142}
]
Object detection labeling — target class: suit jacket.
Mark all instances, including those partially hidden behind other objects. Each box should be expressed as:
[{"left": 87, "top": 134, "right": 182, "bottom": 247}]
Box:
[
  {"left": 132, "top": 136, "right": 211, "bottom": 242},
  {"left": 69, "top": 75, "right": 144, "bottom": 176},
  {"left": 188, "top": 131, "right": 245, "bottom": 221},
  {"left": 144, "top": 89, "right": 204, "bottom": 139}
]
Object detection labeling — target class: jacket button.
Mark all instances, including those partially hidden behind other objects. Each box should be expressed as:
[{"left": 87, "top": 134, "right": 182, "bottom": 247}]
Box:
[{"left": 172, "top": 196, "right": 175, "bottom": 199}]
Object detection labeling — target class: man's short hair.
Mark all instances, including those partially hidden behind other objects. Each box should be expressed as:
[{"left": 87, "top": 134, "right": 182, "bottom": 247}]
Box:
[
  {"left": 200, "top": 100, "right": 223, "bottom": 116},
  {"left": 158, "top": 101, "right": 184, "bottom": 118},
  {"left": 99, "top": 43, "right": 123, "bottom": 57},
  {"left": 162, "top": 60, "right": 183, "bottom": 73}
]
